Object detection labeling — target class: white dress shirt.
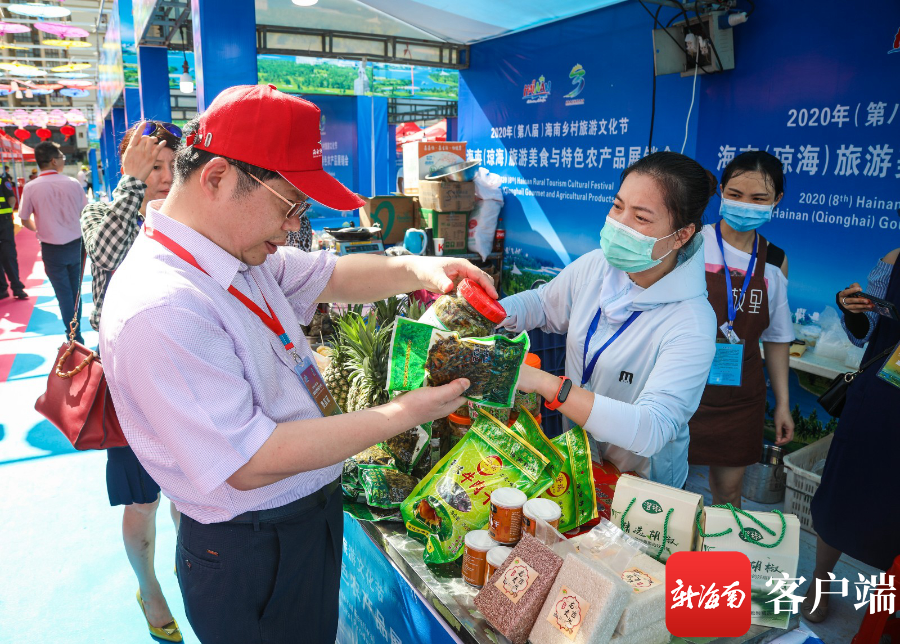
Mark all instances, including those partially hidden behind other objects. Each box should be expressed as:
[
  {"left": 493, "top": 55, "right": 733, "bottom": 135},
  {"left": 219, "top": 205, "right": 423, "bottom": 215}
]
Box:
[{"left": 101, "top": 203, "right": 338, "bottom": 523}]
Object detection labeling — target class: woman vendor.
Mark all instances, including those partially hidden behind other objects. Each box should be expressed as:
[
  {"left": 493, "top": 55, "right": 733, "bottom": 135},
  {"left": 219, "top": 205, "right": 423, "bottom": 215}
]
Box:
[
  {"left": 688, "top": 150, "right": 795, "bottom": 507},
  {"left": 507, "top": 151, "right": 718, "bottom": 489}
]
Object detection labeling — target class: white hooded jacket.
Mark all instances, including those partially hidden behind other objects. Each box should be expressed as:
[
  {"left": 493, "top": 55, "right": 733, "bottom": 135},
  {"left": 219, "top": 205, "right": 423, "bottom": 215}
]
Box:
[{"left": 500, "top": 235, "right": 717, "bottom": 488}]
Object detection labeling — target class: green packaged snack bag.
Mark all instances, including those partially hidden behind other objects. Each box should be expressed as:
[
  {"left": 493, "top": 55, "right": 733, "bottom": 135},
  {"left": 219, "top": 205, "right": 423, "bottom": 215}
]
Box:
[
  {"left": 358, "top": 465, "right": 419, "bottom": 509},
  {"left": 388, "top": 317, "right": 530, "bottom": 408},
  {"left": 400, "top": 411, "right": 558, "bottom": 565},
  {"left": 381, "top": 421, "right": 431, "bottom": 474},
  {"left": 342, "top": 497, "right": 402, "bottom": 522},
  {"left": 540, "top": 425, "right": 598, "bottom": 533},
  {"left": 504, "top": 407, "right": 565, "bottom": 484}
]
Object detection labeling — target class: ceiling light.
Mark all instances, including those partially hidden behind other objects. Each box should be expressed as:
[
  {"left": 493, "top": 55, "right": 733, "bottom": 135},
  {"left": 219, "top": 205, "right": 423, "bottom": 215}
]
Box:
[
  {"left": 42, "top": 39, "right": 92, "bottom": 49},
  {"left": 178, "top": 26, "right": 193, "bottom": 94},
  {"left": 8, "top": 4, "right": 71, "bottom": 19},
  {"left": 291, "top": 0, "right": 319, "bottom": 5}
]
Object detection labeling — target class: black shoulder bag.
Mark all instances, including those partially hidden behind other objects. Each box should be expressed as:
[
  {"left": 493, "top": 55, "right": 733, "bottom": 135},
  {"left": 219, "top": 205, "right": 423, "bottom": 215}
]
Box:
[{"left": 817, "top": 346, "right": 893, "bottom": 417}]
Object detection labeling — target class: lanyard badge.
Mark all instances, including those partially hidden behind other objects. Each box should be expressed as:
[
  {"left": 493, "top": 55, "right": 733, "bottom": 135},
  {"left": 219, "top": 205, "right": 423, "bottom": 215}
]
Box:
[
  {"left": 144, "top": 226, "right": 343, "bottom": 417},
  {"left": 715, "top": 222, "right": 758, "bottom": 345},
  {"left": 581, "top": 307, "right": 642, "bottom": 386}
]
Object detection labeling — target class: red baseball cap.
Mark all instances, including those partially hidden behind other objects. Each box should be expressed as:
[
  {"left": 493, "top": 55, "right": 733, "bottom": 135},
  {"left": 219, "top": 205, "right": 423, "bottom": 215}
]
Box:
[{"left": 185, "top": 84, "right": 364, "bottom": 211}]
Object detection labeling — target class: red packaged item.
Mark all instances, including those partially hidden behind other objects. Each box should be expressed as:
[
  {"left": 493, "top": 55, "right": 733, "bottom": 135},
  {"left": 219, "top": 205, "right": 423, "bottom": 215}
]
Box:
[{"left": 564, "top": 461, "right": 639, "bottom": 538}]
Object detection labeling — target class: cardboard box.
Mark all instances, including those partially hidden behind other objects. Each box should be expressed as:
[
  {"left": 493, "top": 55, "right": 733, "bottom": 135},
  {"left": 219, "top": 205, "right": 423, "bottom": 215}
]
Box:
[
  {"left": 402, "top": 141, "right": 467, "bottom": 196},
  {"left": 417, "top": 179, "right": 475, "bottom": 212},
  {"left": 419, "top": 207, "right": 468, "bottom": 255},
  {"left": 359, "top": 196, "right": 416, "bottom": 245}
]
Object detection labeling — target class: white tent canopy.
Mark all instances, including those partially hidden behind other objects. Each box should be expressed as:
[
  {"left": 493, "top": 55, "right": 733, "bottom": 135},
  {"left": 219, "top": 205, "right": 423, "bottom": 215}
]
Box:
[{"left": 255, "top": 0, "right": 628, "bottom": 45}]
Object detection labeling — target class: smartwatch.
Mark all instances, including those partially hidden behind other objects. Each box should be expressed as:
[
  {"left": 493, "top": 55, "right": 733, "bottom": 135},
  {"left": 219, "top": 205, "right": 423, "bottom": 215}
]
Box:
[{"left": 544, "top": 376, "right": 572, "bottom": 411}]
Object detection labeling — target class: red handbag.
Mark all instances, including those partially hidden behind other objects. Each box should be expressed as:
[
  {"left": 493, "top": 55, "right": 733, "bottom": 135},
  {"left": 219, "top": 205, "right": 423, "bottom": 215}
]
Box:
[{"left": 34, "top": 249, "right": 127, "bottom": 450}]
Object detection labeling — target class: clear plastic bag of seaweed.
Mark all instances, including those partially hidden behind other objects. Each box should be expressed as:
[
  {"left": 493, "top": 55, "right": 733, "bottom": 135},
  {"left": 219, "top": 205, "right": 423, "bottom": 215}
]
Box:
[
  {"left": 388, "top": 317, "right": 530, "bottom": 408},
  {"left": 358, "top": 464, "right": 419, "bottom": 509}
]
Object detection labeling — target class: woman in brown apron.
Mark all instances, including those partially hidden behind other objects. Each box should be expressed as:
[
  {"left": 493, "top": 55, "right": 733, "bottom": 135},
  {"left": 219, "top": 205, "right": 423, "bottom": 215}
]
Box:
[{"left": 689, "top": 151, "right": 795, "bottom": 507}]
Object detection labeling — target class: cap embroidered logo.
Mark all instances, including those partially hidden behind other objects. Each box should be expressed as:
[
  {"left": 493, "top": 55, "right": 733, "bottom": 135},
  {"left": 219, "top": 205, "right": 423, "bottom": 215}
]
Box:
[{"left": 186, "top": 84, "right": 364, "bottom": 211}]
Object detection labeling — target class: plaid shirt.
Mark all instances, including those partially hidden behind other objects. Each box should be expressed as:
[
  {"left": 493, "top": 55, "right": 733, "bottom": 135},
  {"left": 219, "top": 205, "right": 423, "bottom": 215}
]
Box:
[{"left": 81, "top": 175, "right": 146, "bottom": 331}]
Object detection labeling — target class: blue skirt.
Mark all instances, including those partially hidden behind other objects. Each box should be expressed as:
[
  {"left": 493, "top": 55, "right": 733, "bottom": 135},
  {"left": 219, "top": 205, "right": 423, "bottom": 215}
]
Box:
[{"left": 106, "top": 445, "right": 160, "bottom": 506}]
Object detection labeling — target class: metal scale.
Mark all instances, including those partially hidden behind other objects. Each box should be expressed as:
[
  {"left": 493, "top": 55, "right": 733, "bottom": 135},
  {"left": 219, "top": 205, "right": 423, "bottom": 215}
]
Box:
[{"left": 325, "top": 226, "right": 385, "bottom": 256}]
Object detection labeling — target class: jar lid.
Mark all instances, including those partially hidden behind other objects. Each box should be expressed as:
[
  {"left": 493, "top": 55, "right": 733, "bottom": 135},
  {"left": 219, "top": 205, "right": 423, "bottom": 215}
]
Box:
[
  {"left": 465, "top": 529, "right": 499, "bottom": 551},
  {"left": 524, "top": 353, "right": 541, "bottom": 368},
  {"left": 448, "top": 412, "right": 472, "bottom": 425},
  {"left": 457, "top": 278, "right": 506, "bottom": 324},
  {"left": 490, "top": 487, "right": 527, "bottom": 508},
  {"left": 523, "top": 498, "right": 562, "bottom": 522},
  {"left": 487, "top": 545, "right": 514, "bottom": 567}
]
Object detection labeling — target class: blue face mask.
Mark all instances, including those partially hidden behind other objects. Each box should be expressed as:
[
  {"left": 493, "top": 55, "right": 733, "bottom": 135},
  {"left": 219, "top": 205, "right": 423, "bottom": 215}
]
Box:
[
  {"left": 720, "top": 197, "right": 774, "bottom": 232},
  {"left": 600, "top": 216, "right": 679, "bottom": 273}
]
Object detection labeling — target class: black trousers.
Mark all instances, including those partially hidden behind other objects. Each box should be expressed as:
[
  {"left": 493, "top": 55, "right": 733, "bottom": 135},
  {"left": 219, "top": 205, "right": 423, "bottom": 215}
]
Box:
[
  {"left": 176, "top": 484, "right": 343, "bottom": 644},
  {"left": 0, "top": 214, "right": 24, "bottom": 294}
]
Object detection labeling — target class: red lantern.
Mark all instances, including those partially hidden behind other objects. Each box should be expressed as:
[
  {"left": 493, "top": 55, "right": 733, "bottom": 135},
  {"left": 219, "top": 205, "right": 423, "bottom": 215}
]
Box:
[
  {"left": 60, "top": 124, "right": 75, "bottom": 141},
  {"left": 14, "top": 128, "right": 29, "bottom": 142},
  {"left": 36, "top": 128, "right": 52, "bottom": 141}
]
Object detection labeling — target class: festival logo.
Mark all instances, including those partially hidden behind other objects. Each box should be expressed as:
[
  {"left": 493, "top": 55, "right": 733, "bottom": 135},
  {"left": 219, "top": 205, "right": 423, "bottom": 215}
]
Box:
[
  {"left": 564, "top": 64, "right": 585, "bottom": 106},
  {"left": 890, "top": 27, "right": 900, "bottom": 54},
  {"left": 523, "top": 75, "right": 551, "bottom": 104}
]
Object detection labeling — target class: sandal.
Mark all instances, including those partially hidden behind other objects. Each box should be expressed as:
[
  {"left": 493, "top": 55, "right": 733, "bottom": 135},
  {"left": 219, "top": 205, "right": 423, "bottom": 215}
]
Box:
[
  {"left": 800, "top": 592, "right": 830, "bottom": 623},
  {"left": 136, "top": 589, "right": 183, "bottom": 642}
]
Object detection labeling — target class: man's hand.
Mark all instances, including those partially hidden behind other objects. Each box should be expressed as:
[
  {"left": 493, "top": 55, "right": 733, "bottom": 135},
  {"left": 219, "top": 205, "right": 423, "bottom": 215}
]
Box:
[
  {"left": 773, "top": 404, "right": 795, "bottom": 446},
  {"left": 408, "top": 257, "right": 499, "bottom": 298},
  {"left": 838, "top": 283, "right": 875, "bottom": 314},
  {"left": 389, "top": 378, "right": 470, "bottom": 429},
  {"left": 121, "top": 121, "right": 168, "bottom": 182}
]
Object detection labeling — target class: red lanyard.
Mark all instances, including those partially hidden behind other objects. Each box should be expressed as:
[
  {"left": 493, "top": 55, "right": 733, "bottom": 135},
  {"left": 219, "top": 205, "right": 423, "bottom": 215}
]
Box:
[{"left": 144, "top": 225, "right": 298, "bottom": 356}]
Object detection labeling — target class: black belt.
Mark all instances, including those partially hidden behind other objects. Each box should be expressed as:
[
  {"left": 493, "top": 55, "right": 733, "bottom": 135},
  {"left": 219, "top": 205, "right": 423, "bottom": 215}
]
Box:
[{"left": 227, "top": 478, "right": 340, "bottom": 526}]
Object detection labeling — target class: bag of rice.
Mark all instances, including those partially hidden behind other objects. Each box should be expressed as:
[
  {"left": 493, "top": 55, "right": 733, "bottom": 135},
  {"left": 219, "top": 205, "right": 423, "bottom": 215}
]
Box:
[
  {"left": 388, "top": 317, "right": 530, "bottom": 408},
  {"left": 401, "top": 411, "right": 558, "bottom": 565},
  {"left": 474, "top": 534, "right": 565, "bottom": 644}
]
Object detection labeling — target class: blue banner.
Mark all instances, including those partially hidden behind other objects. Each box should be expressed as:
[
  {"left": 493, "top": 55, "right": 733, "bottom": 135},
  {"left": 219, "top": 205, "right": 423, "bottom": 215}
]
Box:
[
  {"left": 694, "top": 0, "right": 900, "bottom": 315},
  {"left": 308, "top": 95, "right": 360, "bottom": 226},
  {"left": 338, "top": 515, "right": 458, "bottom": 644},
  {"left": 458, "top": 3, "right": 701, "bottom": 296},
  {"left": 459, "top": 0, "right": 900, "bottom": 315}
]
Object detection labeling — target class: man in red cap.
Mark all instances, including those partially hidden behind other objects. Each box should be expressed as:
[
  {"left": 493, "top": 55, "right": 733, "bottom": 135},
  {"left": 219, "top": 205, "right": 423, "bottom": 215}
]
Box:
[{"left": 100, "top": 85, "right": 496, "bottom": 643}]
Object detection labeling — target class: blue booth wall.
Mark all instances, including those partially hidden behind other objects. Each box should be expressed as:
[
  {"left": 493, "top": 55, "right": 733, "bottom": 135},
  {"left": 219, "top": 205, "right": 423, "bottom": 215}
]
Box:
[
  {"left": 459, "top": 2, "right": 702, "bottom": 294},
  {"left": 302, "top": 94, "right": 391, "bottom": 229},
  {"left": 694, "top": 0, "right": 900, "bottom": 315},
  {"left": 460, "top": 0, "right": 900, "bottom": 316}
]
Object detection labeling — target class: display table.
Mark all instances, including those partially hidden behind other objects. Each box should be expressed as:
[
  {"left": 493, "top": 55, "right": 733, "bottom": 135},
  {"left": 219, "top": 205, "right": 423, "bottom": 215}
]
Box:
[
  {"left": 760, "top": 343, "right": 849, "bottom": 381},
  {"left": 338, "top": 515, "right": 799, "bottom": 644}
]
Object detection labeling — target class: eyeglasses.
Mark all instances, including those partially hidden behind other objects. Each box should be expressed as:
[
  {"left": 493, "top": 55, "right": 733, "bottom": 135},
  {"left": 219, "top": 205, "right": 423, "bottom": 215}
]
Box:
[
  {"left": 236, "top": 165, "right": 311, "bottom": 220},
  {"left": 141, "top": 121, "right": 183, "bottom": 139}
]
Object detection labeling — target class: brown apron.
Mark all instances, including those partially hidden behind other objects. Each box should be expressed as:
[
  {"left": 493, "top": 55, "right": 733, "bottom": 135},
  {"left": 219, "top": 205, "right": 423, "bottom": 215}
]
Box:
[{"left": 689, "top": 233, "right": 771, "bottom": 467}]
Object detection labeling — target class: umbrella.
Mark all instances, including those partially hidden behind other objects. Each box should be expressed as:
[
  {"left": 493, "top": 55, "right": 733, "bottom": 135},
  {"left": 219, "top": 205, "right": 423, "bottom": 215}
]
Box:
[
  {"left": 0, "top": 22, "right": 31, "bottom": 35},
  {"left": 35, "top": 22, "right": 89, "bottom": 39}
]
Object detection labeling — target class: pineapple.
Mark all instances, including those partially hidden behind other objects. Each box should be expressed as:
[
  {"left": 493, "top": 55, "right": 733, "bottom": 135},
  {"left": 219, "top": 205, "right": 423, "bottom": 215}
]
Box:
[
  {"left": 345, "top": 314, "right": 394, "bottom": 412},
  {"left": 373, "top": 296, "right": 404, "bottom": 327},
  {"left": 322, "top": 309, "right": 362, "bottom": 412},
  {"left": 404, "top": 295, "right": 427, "bottom": 321}
]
